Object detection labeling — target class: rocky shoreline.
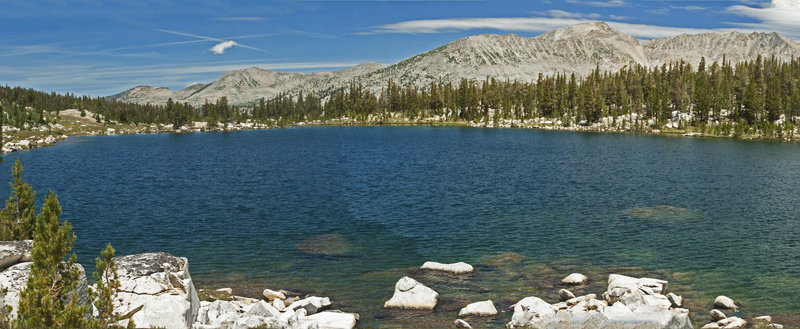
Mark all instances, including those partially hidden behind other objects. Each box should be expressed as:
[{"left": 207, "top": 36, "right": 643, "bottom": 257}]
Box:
[
  {"left": 0, "top": 241, "right": 791, "bottom": 329},
  {"left": 3, "top": 109, "right": 798, "bottom": 156}
]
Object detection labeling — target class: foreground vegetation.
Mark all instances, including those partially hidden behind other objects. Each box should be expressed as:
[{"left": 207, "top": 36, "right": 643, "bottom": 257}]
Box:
[{"left": 0, "top": 160, "right": 127, "bottom": 328}]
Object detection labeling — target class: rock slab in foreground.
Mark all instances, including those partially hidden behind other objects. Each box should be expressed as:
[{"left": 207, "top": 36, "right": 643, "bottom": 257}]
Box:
[
  {"left": 420, "top": 261, "right": 474, "bottom": 274},
  {"left": 458, "top": 300, "right": 497, "bottom": 316},
  {"left": 113, "top": 252, "right": 200, "bottom": 329},
  {"left": 383, "top": 276, "right": 438, "bottom": 310}
]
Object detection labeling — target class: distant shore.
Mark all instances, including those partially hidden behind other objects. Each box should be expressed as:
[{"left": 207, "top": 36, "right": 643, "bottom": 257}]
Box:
[{"left": 3, "top": 110, "right": 797, "bottom": 156}]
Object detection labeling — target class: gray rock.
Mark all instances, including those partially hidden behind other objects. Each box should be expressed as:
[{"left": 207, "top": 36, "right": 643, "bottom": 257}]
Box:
[
  {"left": 287, "top": 296, "right": 332, "bottom": 315},
  {"left": 0, "top": 261, "right": 89, "bottom": 321},
  {"left": 421, "top": 261, "right": 474, "bottom": 274},
  {"left": 718, "top": 316, "right": 747, "bottom": 329},
  {"left": 458, "top": 300, "right": 497, "bottom": 316},
  {"left": 561, "top": 273, "right": 589, "bottom": 285},
  {"left": 607, "top": 274, "right": 668, "bottom": 295},
  {"left": 112, "top": 252, "right": 200, "bottom": 329},
  {"left": 383, "top": 276, "right": 438, "bottom": 310},
  {"left": 701, "top": 323, "right": 721, "bottom": 329},
  {"left": 558, "top": 288, "right": 575, "bottom": 301},
  {"left": 272, "top": 298, "right": 285, "bottom": 312},
  {"left": 303, "top": 311, "right": 359, "bottom": 329},
  {"left": 507, "top": 297, "right": 555, "bottom": 328},
  {"left": 0, "top": 240, "right": 32, "bottom": 271},
  {"left": 454, "top": 318, "right": 472, "bottom": 328},
  {"left": 752, "top": 315, "right": 772, "bottom": 326},
  {"left": 667, "top": 292, "right": 683, "bottom": 308},
  {"left": 771, "top": 324, "right": 784, "bottom": 329},
  {"left": 714, "top": 296, "right": 737, "bottom": 309},
  {"left": 262, "top": 288, "right": 286, "bottom": 301},
  {"left": 710, "top": 309, "right": 727, "bottom": 321}
]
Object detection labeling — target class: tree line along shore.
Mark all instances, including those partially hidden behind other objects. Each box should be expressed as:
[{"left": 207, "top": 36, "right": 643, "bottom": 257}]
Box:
[{"left": 2, "top": 55, "right": 800, "bottom": 153}]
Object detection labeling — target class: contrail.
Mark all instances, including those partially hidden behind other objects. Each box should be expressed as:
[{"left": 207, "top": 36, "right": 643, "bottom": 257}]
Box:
[{"left": 155, "top": 29, "right": 269, "bottom": 54}]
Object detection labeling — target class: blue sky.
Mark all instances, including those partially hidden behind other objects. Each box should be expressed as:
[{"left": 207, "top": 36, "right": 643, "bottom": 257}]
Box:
[{"left": 1, "top": 0, "right": 799, "bottom": 96}]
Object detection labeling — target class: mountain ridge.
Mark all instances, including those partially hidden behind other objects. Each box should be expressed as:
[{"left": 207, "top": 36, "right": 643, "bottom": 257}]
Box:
[{"left": 108, "top": 22, "right": 800, "bottom": 107}]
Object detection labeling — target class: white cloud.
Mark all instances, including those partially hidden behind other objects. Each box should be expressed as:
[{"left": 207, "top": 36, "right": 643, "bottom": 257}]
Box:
[
  {"left": 565, "top": 0, "right": 627, "bottom": 7},
  {"left": 727, "top": 0, "right": 800, "bottom": 38},
  {"left": 210, "top": 41, "right": 238, "bottom": 55},
  {"left": 367, "top": 16, "right": 731, "bottom": 39}
]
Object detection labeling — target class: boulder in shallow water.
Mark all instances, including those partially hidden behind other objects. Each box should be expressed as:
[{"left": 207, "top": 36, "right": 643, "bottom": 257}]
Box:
[
  {"left": 383, "top": 276, "right": 438, "bottom": 310},
  {"left": 507, "top": 297, "right": 555, "bottom": 328},
  {"left": 458, "top": 300, "right": 497, "bottom": 316},
  {"left": 714, "top": 295, "right": 737, "bottom": 309},
  {"left": 262, "top": 288, "right": 286, "bottom": 300},
  {"left": 561, "top": 273, "right": 589, "bottom": 285},
  {"left": 295, "top": 233, "right": 354, "bottom": 256},
  {"left": 607, "top": 274, "right": 668, "bottom": 294},
  {"left": 718, "top": 316, "right": 747, "bottom": 328},
  {"left": 710, "top": 309, "right": 727, "bottom": 321},
  {"left": 287, "top": 296, "right": 332, "bottom": 315},
  {"left": 113, "top": 252, "right": 200, "bottom": 329},
  {"left": 558, "top": 288, "right": 575, "bottom": 301},
  {"left": 421, "top": 261, "right": 473, "bottom": 274},
  {"left": 455, "top": 318, "right": 472, "bottom": 328}
]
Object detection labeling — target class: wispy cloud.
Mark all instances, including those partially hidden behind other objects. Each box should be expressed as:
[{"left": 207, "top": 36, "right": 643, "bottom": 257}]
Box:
[
  {"left": 214, "top": 16, "right": 264, "bottom": 21},
  {"left": 156, "top": 29, "right": 268, "bottom": 54},
  {"left": 364, "top": 16, "right": 732, "bottom": 39},
  {"left": 210, "top": 40, "right": 238, "bottom": 55},
  {"left": 727, "top": 0, "right": 800, "bottom": 38},
  {"left": 565, "top": 0, "right": 627, "bottom": 7}
]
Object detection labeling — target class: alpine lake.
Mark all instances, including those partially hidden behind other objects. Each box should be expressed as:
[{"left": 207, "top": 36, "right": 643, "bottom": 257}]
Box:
[{"left": 2, "top": 126, "right": 799, "bottom": 328}]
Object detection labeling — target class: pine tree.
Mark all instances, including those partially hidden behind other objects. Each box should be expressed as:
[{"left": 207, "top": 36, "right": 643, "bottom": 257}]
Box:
[
  {"left": 17, "top": 192, "right": 88, "bottom": 328},
  {"left": 89, "top": 243, "right": 125, "bottom": 328},
  {"left": 0, "top": 159, "right": 37, "bottom": 240}
]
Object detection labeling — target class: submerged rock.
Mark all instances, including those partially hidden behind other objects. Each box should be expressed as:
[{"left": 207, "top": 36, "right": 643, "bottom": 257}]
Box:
[
  {"left": 458, "top": 300, "right": 497, "bottom": 316},
  {"left": 295, "top": 233, "right": 355, "bottom": 256},
  {"left": 421, "top": 261, "right": 474, "bottom": 274},
  {"left": 383, "top": 276, "right": 438, "bottom": 310},
  {"left": 622, "top": 205, "right": 698, "bottom": 224},
  {"left": 112, "top": 252, "right": 200, "bottom": 329},
  {"left": 479, "top": 252, "right": 525, "bottom": 267}
]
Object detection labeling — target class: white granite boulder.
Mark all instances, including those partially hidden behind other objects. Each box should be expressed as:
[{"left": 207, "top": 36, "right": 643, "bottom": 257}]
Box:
[
  {"left": 420, "top": 261, "right": 474, "bottom": 274},
  {"left": 287, "top": 296, "right": 332, "bottom": 315},
  {"left": 458, "top": 300, "right": 497, "bottom": 316},
  {"left": 561, "top": 273, "right": 589, "bottom": 285},
  {"left": 112, "top": 252, "right": 200, "bottom": 329},
  {"left": 507, "top": 297, "right": 555, "bottom": 328},
  {"left": 263, "top": 288, "right": 286, "bottom": 301},
  {"left": 383, "top": 276, "right": 438, "bottom": 309},
  {"left": 714, "top": 296, "right": 737, "bottom": 309}
]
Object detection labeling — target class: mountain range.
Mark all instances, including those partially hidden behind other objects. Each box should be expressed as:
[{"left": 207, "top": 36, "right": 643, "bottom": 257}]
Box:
[{"left": 109, "top": 22, "right": 800, "bottom": 107}]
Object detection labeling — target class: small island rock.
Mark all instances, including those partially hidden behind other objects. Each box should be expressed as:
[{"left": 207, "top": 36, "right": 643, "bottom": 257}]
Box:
[
  {"left": 561, "top": 273, "right": 589, "bottom": 285},
  {"left": 714, "top": 296, "right": 737, "bottom": 309},
  {"left": 421, "top": 261, "right": 474, "bottom": 274},
  {"left": 458, "top": 300, "right": 497, "bottom": 316},
  {"left": 383, "top": 276, "right": 438, "bottom": 310}
]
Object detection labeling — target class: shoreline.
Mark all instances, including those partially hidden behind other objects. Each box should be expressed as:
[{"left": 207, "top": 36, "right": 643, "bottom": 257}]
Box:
[{"left": 3, "top": 112, "right": 797, "bottom": 156}]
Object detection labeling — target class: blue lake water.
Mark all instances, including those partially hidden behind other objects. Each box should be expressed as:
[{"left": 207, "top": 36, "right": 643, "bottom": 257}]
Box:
[{"left": 2, "top": 127, "right": 799, "bottom": 327}]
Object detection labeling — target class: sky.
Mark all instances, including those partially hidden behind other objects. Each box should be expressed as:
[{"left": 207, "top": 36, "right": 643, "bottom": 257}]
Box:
[{"left": 1, "top": 0, "right": 799, "bottom": 97}]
